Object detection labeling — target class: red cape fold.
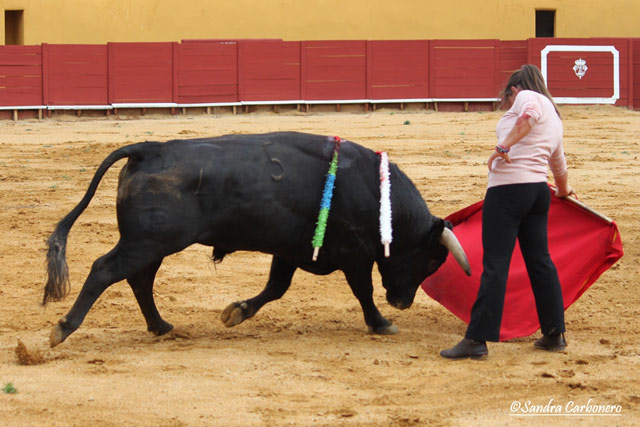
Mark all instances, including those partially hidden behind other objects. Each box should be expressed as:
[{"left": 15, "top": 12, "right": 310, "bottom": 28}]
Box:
[{"left": 421, "top": 184, "right": 624, "bottom": 341}]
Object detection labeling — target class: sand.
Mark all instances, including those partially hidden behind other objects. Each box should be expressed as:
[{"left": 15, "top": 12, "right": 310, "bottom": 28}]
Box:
[{"left": 0, "top": 105, "right": 638, "bottom": 426}]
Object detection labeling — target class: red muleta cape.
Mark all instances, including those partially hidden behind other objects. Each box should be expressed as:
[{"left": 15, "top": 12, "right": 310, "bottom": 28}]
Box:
[{"left": 421, "top": 184, "right": 624, "bottom": 341}]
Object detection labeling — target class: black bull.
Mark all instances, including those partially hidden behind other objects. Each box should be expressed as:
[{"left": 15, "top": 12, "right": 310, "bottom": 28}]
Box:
[{"left": 44, "top": 132, "right": 470, "bottom": 346}]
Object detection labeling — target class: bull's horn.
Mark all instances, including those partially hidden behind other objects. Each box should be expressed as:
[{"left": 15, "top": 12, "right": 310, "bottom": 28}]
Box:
[{"left": 439, "top": 228, "right": 471, "bottom": 276}]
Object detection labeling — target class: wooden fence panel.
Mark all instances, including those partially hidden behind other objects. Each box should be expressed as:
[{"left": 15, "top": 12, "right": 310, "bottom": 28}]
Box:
[
  {"left": 528, "top": 38, "right": 630, "bottom": 106},
  {"left": 301, "top": 41, "right": 367, "bottom": 100},
  {"left": 238, "top": 40, "right": 300, "bottom": 102},
  {"left": 498, "top": 40, "right": 528, "bottom": 91},
  {"left": 43, "top": 44, "right": 108, "bottom": 106},
  {"left": 108, "top": 42, "right": 175, "bottom": 104},
  {"left": 367, "top": 40, "right": 429, "bottom": 100},
  {"left": 177, "top": 41, "right": 238, "bottom": 104},
  {"left": 0, "top": 46, "right": 43, "bottom": 106},
  {"left": 430, "top": 40, "right": 499, "bottom": 99},
  {"left": 632, "top": 39, "right": 639, "bottom": 109}
]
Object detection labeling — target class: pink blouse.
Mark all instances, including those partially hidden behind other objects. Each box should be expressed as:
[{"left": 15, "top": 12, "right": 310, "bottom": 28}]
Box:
[{"left": 488, "top": 90, "right": 567, "bottom": 188}]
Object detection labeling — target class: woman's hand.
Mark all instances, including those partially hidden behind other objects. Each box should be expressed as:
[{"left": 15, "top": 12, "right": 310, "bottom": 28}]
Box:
[
  {"left": 488, "top": 149, "right": 511, "bottom": 171},
  {"left": 553, "top": 172, "right": 574, "bottom": 198},
  {"left": 555, "top": 185, "right": 576, "bottom": 198}
]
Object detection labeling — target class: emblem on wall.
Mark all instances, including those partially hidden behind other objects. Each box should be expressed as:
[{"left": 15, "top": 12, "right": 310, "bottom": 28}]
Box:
[{"left": 573, "top": 58, "right": 588, "bottom": 79}]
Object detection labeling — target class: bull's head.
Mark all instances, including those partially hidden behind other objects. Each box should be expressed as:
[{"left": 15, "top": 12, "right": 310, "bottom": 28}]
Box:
[{"left": 376, "top": 219, "right": 470, "bottom": 310}]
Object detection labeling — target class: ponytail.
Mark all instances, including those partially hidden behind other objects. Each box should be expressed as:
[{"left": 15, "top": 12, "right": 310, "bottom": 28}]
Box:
[{"left": 501, "top": 64, "right": 562, "bottom": 118}]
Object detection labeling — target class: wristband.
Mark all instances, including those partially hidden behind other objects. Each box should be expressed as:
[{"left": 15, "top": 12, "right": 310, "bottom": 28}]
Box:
[{"left": 496, "top": 144, "right": 510, "bottom": 154}]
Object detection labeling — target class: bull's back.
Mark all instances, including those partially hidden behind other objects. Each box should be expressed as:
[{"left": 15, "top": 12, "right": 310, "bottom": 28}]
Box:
[{"left": 115, "top": 132, "right": 379, "bottom": 259}]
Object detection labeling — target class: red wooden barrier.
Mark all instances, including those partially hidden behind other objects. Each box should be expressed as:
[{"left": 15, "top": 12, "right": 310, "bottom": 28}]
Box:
[
  {"left": 177, "top": 41, "right": 238, "bottom": 104},
  {"left": 301, "top": 41, "right": 367, "bottom": 101},
  {"left": 632, "top": 39, "right": 640, "bottom": 109},
  {"left": 430, "top": 40, "right": 500, "bottom": 99},
  {"left": 108, "top": 42, "right": 175, "bottom": 104},
  {"left": 528, "top": 38, "right": 631, "bottom": 106},
  {"left": 0, "top": 45, "right": 43, "bottom": 106},
  {"left": 43, "top": 44, "right": 108, "bottom": 106},
  {"left": 366, "top": 40, "right": 430, "bottom": 100},
  {"left": 1, "top": 38, "right": 638, "bottom": 115},
  {"left": 498, "top": 40, "right": 528, "bottom": 91},
  {"left": 238, "top": 40, "right": 301, "bottom": 102}
]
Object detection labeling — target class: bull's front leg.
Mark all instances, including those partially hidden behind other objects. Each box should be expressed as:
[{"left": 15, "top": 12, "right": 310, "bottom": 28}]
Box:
[
  {"left": 221, "top": 256, "right": 296, "bottom": 327},
  {"left": 344, "top": 267, "right": 398, "bottom": 334}
]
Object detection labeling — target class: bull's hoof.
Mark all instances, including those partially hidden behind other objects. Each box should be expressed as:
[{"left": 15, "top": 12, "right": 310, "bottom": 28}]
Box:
[
  {"left": 49, "top": 321, "right": 68, "bottom": 348},
  {"left": 221, "top": 301, "right": 249, "bottom": 327},
  {"left": 368, "top": 323, "right": 399, "bottom": 335},
  {"left": 149, "top": 320, "right": 174, "bottom": 336}
]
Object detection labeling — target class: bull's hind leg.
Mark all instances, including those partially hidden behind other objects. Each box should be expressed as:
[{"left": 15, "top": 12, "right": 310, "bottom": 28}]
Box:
[
  {"left": 221, "top": 256, "right": 296, "bottom": 328},
  {"left": 50, "top": 242, "right": 163, "bottom": 347},
  {"left": 126, "top": 260, "right": 173, "bottom": 336},
  {"left": 344, "top": 267, "right": 398, "bottom": 335}
]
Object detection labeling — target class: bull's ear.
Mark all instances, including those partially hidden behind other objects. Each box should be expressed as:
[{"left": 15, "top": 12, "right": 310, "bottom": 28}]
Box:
[
  {"left": 434, "top": 217, "right": 446, "bottom": 234},
  {"left": 424, "top": 218, "right": 445, "bottom": 246}
]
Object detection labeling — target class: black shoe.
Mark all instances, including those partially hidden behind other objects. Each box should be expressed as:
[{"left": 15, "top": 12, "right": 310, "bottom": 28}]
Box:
[
  {"left": 534, "top": 333, "right": 567, "bottom": 351},
  {"left": 440, "top": 338, "right": 488, "bottom": 360}
]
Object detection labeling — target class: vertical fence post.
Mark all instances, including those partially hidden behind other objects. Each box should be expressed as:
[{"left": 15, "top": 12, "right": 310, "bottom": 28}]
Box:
[
  {"left": 107, "top": 43, "right": 115, "bottom": 112},
  {"left": 628, "top": 38, "right": 634, "bottom": 109},
  {"left": 493, "top": 39, "right": 501, "bottom": 110},
  {"left": 172, "top": 42, "right": 180, "bottom": 111},
  {"left": 41, "top": 43, "right": 49, "bottom": 111}
]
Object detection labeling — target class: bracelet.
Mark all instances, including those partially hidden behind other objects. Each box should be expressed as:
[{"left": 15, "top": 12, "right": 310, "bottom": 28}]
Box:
[{"left": 495, "top": 144, "right": 510, "bottom": 154}]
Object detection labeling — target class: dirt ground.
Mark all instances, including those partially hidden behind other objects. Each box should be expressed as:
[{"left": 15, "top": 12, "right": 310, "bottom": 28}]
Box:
[{"left": 0, "top": 105, "right": 638, "bottom": 426}]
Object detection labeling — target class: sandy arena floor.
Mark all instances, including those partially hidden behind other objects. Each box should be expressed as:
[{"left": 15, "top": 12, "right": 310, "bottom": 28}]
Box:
[{"left": 0, "top": 105, "right": 638, "bottom": 426}]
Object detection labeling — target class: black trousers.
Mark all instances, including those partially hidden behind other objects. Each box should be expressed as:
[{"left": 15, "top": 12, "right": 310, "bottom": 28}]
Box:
[{"left": 465, "top": 182, "right": 565, "bottom": 342}]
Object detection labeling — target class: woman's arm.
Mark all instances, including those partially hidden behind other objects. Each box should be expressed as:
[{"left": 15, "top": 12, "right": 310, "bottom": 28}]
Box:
[
  {"left": 488, "top": 114, "right": 533, "bottom": 170},
  {"left": 553, "top": 171, "right": 574, "bottom": 197},
  {"left": 501, "top": 114, "right": 533, "bottom": 150}
]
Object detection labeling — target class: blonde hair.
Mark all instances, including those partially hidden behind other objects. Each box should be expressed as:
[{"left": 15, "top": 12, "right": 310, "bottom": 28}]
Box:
[{"left": 501, "top": 64, "right": 561, "bottom": 118}]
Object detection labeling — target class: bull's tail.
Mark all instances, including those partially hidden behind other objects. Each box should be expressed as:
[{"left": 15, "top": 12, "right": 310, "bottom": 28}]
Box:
[{"left": 43, "top": 144, "right": 143, "bottom": 306}]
